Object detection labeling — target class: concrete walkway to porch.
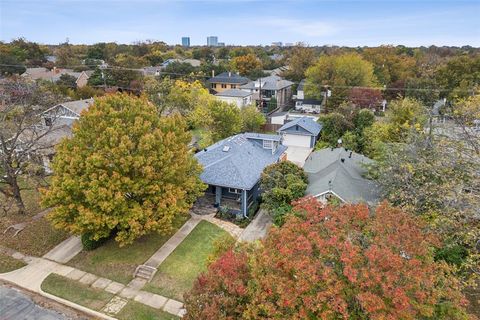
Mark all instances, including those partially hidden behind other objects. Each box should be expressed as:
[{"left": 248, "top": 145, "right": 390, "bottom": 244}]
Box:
[{"left": 238, "top": 209, "right": 273, "bottom": 242}]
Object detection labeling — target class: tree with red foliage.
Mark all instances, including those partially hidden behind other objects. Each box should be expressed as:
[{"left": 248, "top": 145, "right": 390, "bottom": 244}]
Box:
[
  {"left": 184, "top": 197, "right": 473, "bottom": 320},
  {"left": 348, "top": 87, "right": 383, "bottom": 109}
]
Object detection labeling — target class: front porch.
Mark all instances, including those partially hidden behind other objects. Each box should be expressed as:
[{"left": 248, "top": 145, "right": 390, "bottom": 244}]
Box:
[{"left": 195, "top": 185, "right": 258, "bottom": 217}]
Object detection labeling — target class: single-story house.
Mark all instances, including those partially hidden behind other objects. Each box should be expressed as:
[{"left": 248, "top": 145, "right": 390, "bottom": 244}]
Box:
[
  {"left": 42, "top": 98, "right": 94, "bottom": 127},
  {"left": 195, "top": 133, "right": 287, "bottom": 217},
  {"left": 37, "top": 98, "right": 94, "bottom": 171},
  {"left": 215, "top": 89, "right": 253, "bottom": 108},
  {"left": 278, "top": 116, "right": 322, "bottom": 148},
  {"left": 294, "top": 79, "right": 322, "bottom": 113},
  {"left": 208, "top": 72, "right": 250, "bottom": 94},
  {"left": 22, "top": 67, "right": 92, "bottom": 88},
  {"left": 303, "top": 148, "right": 380, "bottom": 205}
]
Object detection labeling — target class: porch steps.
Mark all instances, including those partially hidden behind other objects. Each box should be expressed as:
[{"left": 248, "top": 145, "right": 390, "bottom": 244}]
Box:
[{"left": 134, "top": 264, "right": 157, "bottom": 282}]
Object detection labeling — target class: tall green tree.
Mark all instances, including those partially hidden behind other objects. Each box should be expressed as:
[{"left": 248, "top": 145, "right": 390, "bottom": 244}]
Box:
[
  {"left": 305, "top": 53, "right": 378, "bottom": 109},
  {"left": 241, "top": 105, "right": 266, "bottom": 132},
  {"left": 42, "top": 94, "right": 205, "bottom": 246}
]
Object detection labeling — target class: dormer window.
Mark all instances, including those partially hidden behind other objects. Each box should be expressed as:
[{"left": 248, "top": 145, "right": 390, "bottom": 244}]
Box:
[
  {"left": 44, "top": 117, "right": 52, "bottom": 126},
  {"left": 263, "top": 139, "right": 273, "bottom": 149},
  {"left": 295, "top": 125, "right": 299, "bottom": 131}
]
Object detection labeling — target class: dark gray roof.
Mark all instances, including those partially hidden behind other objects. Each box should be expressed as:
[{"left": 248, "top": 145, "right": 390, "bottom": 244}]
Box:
[
  {"left": 209, "top": 72, "right": 250, "bottom": 84},
  {"left": 278, "top": 117, "right": 322, "bottom": 136},
  {"left": 240, "top": 75, "right": 293, "bottom": 91},
  {"left": 195, "top": 133, "right": 287, "bottom": 190},
  {"left": 303, "top": 148, "right": 380, "bottom": 205},
  {"left": 215, "top": 89, "right": 252, "bottom": 98}
]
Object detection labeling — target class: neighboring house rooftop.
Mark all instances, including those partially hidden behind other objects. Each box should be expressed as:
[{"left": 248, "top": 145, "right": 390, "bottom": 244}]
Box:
[
  {"left": 215, "top": 89, "right": 252, "bottom": 98},
  {"left": 195, "top": 133, "right": 287, "bottom": 190},
  {"left": 58, "top": 98, "right": 94, "bottom": 116},
  {"left": 240, "top": 75, "right": 293, "bottom": 91},
  {"left": 278, "top": 117, "right": 322, "bottom": 136},
  {"left": 303, "top": 148, "right": 380, "bottom": 205},
  {"left": 22, "top": 67, "right": 88, "bottom": 83},
  {"left": 208, "top": 72, "right": 250, "bottom": 84}
]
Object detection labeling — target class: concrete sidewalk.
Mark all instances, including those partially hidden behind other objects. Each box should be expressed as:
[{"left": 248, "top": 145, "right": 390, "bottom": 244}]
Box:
[
  {"left": 238, "top": 210, "right": 272, "bottom": 242},
  {"left": 43, "top": 236, "right": 82, "bottom": 264}
]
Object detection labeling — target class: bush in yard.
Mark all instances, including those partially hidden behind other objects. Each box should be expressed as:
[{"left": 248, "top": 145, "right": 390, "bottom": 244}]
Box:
[
  {"left": 81, "top": 233, "right": 108, "bottom": 250},
  {"left": 260, "top": 161, "right": 307, "bottom": 217},
  {"left": 42, "top": 94, "right": 205, "bottom": 246},
  {"left": 184, "top": 198, "right": 473, "bottom": 320}
]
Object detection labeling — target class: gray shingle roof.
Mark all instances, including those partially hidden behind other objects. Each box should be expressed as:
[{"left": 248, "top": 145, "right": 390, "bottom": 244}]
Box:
[
  {"left": 240, "top": 75, "right": 294, "bottom": 91},
  {"left": 278, "top": 117, "right": 322, "bottom": 136},
  {"left": 303, "top": 148, "right": 380, "bottom": 205},
  {"left": 60, "top": 98, "right": 94, "bottom": 115},
  {"left": 215, "top": 89, "right": 252, "bottom": 98},
  {"left": 209, "top": 72, "right": 250, "bottom": 84},
  {"left": 195, "top": 133, "right": 287, "bottom": 190}
]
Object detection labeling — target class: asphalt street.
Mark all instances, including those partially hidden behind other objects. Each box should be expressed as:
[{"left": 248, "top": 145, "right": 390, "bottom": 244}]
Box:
[{"left": 0, "top": 285, "right": 67, "bottom": 320}]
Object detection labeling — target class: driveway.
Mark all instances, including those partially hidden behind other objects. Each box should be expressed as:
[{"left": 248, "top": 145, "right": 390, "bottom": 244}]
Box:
[
  {"left": 285, "top": 146, "right": 313, "bottom": 167},
  {"left": 239, "top": 210, "right": 272, "bottom": 242},
  {"left": 0, "top": 285, "right": 67, "bottom": 320}
]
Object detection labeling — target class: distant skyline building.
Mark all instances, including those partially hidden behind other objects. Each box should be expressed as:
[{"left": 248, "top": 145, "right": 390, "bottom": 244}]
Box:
[
  {"left": 271, "top": 42, "right": 282, "bottom": 47},
  {"left": 181, "top": 37, "right": 190, "bottom": 47},
  {"left": 207, "top": 36, "right": 218, "bottom": 47},
  {"left": 217, "top": 42, "right": 225, "bottom": 47}
]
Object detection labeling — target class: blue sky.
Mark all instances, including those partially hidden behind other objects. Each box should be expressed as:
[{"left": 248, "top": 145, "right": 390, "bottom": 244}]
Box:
[{"left": 1, "top": 0, "right": 479, "bottom": 46}]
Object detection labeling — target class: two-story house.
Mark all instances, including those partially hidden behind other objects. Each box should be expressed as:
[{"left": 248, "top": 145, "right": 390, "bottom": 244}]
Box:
[
  {"left": 208, "top": 72, "right": 250, "bottom": 94},
  {"left": 240, "top": 75, "right": 293, "bottom": 111}
]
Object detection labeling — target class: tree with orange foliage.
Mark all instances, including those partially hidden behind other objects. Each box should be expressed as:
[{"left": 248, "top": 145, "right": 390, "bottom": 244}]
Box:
[
  {"left": 231, "top": 53, "right": 262, "bottom": 76},
  {"left": 184, "top": 197, "right": 473, "bottom": 320}
]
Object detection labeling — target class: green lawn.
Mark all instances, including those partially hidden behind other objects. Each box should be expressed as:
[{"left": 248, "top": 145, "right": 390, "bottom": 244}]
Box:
[
  {"left": 144, "top": 220, "right": 232, "bottom": 301},
  {"left": 116, "top": 301, "right": 180, "bottom": 320},
  {"left": 41, "top": 274, "right": 114, "bottom": 311},
  {"left": 0, "top": 253, "right": 26, "bottom": 273},
  {"left": 68, "top": 214, "right": 190, "bottom": 284}
]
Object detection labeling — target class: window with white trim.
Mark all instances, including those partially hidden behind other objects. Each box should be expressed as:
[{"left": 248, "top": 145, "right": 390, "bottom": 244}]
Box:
[{"left": 263, "top": 139, "right": 273, "bottom": 149}]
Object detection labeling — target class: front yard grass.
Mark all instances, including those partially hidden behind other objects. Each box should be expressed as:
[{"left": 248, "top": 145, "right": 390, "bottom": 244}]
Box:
[
  {"left": 41, "top": 273, "right": 114, "bottom": 311},
  {"left": 0, "top": 253, "right": 26, "bottom": 273},
  {"left": 144, "top": 220, "right": 232, "bottom": 301},
  {"left": 0, "top": 216, "right": 69, "bottom": 257},
  {"left": 116, "top": 301, "right": 179, "bottom": 320},
  {"left": 68, "top": 214, "right": 190, "bottom": 284}
]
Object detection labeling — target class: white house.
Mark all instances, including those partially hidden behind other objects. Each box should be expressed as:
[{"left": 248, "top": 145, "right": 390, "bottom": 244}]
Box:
[
  {"left": 294, "top": 79, "right": 322, "bottom": 113},
  {"left": 270, "top": 111, "right": 319, "bottom": 125},
  {"left": 215, "top": 89, "right": 253, "bottom": 108},
  {"left": 278, "top": 117, "right": 322, "bottom": 148}
]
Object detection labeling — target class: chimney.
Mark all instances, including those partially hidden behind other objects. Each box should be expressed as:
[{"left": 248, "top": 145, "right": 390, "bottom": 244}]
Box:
[
  {"left": 228, "top": 71, "right": 231, "bottom": 77},
  {"left": 212, "top": 70, "right": 215, "bottom": 78}
]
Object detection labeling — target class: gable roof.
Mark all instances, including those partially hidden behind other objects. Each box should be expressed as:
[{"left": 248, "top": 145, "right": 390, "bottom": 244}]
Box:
[
  {"left": 215, "top": 89, "right": 252, "bottom": 98},
  {"left": 303, "top": 148, "right": 380, "bottom": 205},
  {"left": 195, "top": 133, "right": 287, "bottom": 190},
  {"left": 208, "top": 72, "right": 250, "bottom": 84},
  {"left": 59, "top": 98, "right": 94, "bottom": 116},
  {"left": 22, "top": 68, "right": 89, "bottom": 83},
  {"left": 240, "top": 75, "right": 294, "bottom": 91},
  {"left": 278, "top": 117, "right": 322, "bottom": 136}
]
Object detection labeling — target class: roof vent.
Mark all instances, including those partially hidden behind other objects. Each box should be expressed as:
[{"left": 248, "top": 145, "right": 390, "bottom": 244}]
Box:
[
  {"left": 349, "top": 151, "right": 352, "bottom": 158},
  {"left": 222, "top": 146, "right": 230, "bottom": 152},
  {"left": 340, "top": 158, "right": 345, "bottom": 163}
]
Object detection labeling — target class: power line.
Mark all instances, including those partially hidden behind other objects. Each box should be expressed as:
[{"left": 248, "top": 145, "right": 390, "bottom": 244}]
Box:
[{"left": 1, "top": 63, "right": 477, "bottom": 93}]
